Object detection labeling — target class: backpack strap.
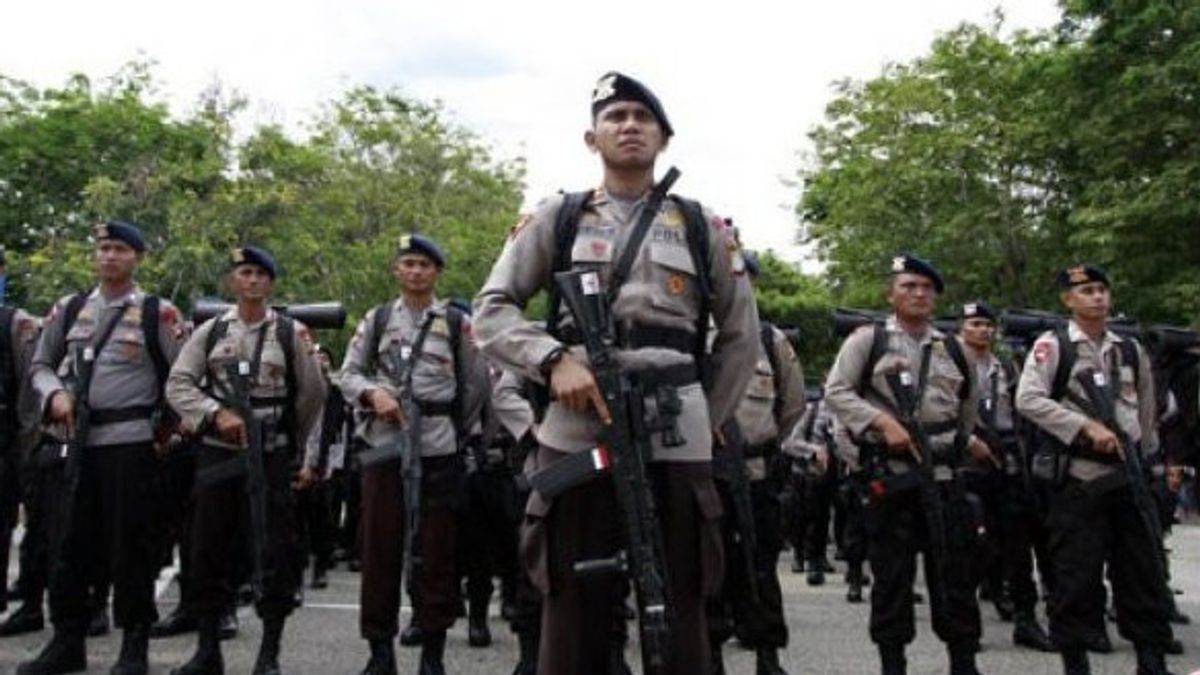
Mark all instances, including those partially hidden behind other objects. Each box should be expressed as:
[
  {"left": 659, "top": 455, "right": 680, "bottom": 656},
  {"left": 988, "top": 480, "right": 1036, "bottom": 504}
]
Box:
[
  {"left": 275, "top": 315, "right": 297, "bottom": 399},
  {"left": 1117, "top": 338, "right": 1141, "bottom": 390},
  {"left": 0, "top": 306, "right": 15, "bottom": 414},
  {"left": 62, "top": 291, "right": 89, "bottom": 338},
  {"left": 1050, "top": 327, "right": 1077, "bottom": 402},
  {"left": 760, "top": 321, "right": 784, "bottom": 422},
  {"left": 364, "top": 300, "right": 397, "bottom": 375},
  {"left": 204, "top": 316, "right": 230, "bottom": 360},
  {"left": 546, "top": 191, "right": 592, "bottom": 340},
  {"left": 672, "top": 196, "right": 714, "bottom": 382},
  {"left": 445, "top": 305, "right": 466, "bottom": 442},
  {"left": 140, "top": 296, "right": 170, "bottom": 389},
  {"left": 857, "top": 323, "right": 889, "bottom": 397},
  {"left": 942, "top": 335, "right": 972, "bottom": 401}
]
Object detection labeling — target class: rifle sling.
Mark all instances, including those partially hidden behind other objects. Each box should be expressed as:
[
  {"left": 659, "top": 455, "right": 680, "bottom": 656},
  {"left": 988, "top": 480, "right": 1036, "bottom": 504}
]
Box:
[
  {"left": 605, "top": 168, "right": 679, "bottom": 306},
  {"left": 75, "top": 303, "right": 131, "bottom": 409}
]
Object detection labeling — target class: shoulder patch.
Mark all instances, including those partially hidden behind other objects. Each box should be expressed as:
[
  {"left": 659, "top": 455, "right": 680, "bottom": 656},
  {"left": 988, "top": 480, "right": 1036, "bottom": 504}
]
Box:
[
  {"left": 1033, "top": 340, "right": 1053, "bottom": 365},
  {"left": 17, "top": 317, "right": 38, "bottom": 342}
]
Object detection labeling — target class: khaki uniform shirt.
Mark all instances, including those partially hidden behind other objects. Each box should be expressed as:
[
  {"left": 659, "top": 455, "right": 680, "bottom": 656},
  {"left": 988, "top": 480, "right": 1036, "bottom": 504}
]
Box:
[
  {"left": 824, "top": 316, "right": 979, "bottom": 475},
  {"left": 30, "top": 288, "right": 184, "bottom": 447},
  {"left": 781, "top": 396, "right": 830, "bottom": 477},
  {"left": 1014, "top": 320, "right": 1157, "bottom": 482},
  {"left": 734, "top": 325, "right": 806, "bottom": 480},
  {"left": 473, "top": 187, "right": 760, "bottom": 462},
  {"left": 338, "top": 298, "right": 488, "bottom": 458},
  {"left": 3, "top": 308, "right": 40, "bottom": 454},
  {"left": 166, "top": 308, "right": 325, "bottom": 458}
]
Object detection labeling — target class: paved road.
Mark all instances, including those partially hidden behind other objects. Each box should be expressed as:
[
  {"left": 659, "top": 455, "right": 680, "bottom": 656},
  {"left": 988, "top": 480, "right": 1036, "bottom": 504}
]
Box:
[{"left": 4, "top": 525, "right": 1199, "bottom": 674}]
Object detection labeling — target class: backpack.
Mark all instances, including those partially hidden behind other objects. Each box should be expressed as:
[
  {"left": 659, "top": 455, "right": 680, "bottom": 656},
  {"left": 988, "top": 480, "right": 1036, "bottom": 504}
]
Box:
[
  {"left": 62, "top": 291, "right": 171, "bottom": 388},
  {"left": 759, "top": 321, "right": 785, "bottom": 422}
]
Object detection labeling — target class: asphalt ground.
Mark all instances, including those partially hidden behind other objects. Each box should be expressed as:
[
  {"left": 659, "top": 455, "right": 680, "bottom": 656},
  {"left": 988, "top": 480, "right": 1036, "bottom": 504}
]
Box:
[{"left": 3, "top": 524, "right": 1199, "bottom": 674}]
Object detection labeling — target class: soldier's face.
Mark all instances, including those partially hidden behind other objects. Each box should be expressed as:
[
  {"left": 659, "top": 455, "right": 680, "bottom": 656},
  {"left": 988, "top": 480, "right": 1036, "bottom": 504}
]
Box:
[
  {"left": 94, "top": 240, "right": 141, "bottom": 284},
  {"left": 585, "top": 101, "right": 667, "bottom": 171},
  {"left": 886, "top": 273, "right": 937, "bottom": 321},
  {"left": 1062, "top": 282, "right": 1110, "bottom": 321},
  {"left": 959, "top": 318, "right": 995, "bottom": 350},
  {"left": 393, "top": 254, "right": 439, "bottom": 295},
  {"left": 228, "top": 265, "right": 273, "bottom": 302}
]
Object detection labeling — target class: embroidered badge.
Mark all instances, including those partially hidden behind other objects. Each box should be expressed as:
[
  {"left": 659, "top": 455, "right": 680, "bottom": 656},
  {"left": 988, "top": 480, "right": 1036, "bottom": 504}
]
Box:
[
  {"left": 1033, "top": 341, "right": 1052, "bottom": 364},
  {"left": 592, "top": 74, "right": 617, "bottom": 102},
  {"left": 590, "top": 240, "right": 610, "bottom": 258},
  {"left": 1068, "top": 266, "right": 1089, "bottom": 284},
  {"left": 667, "top": 274, "right": 687, "bottom": 295},
  {"left": 891, "top": 256, "right": 906, "bottom": 273}
]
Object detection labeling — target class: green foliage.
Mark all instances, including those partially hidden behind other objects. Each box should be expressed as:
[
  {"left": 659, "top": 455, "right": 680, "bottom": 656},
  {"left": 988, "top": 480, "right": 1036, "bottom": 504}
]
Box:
[
  {"left": 0, "top": 64, "right": 524, "bottom": 360},
  {"left": 750, "top": 251, "right": 836, "bottom": 378},
  {"left": 800, "top": 3, "right": 1200, "bottom": 339}
]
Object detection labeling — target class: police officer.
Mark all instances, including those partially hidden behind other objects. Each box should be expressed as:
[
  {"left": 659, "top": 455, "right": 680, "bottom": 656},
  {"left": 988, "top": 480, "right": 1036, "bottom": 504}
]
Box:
[
  {"left": 339, "top": 234, "right": 487, "bottom": 675},
  {"left": 473, "top": 71, "right": 760, "bottom": 675},
  {"left": 1015, "top": 265, "right": 1176, "bottom": 675},
  {"left": 0, "top": 298, "right": 39, "bottom": 615},
  {"left": 781, "top": 387, "right": 837, "bottom": 587},
  {"left": 20, "top": 221, "right": 185, "bottom": 675},
  {"left": 166, "top": 246, "right": 326, "bottom": 675},
  {"left": 957, "top": 301, "right": 1055, "bottom": 652},
  {"left": 708, "top": 253, "right": 805, "bottom": 675},
  {"left": 824, "top": 255, "right": 986, "bottom": 675},
  {"left": 298, "top": 344, "right": 343, "bottom": 591}
]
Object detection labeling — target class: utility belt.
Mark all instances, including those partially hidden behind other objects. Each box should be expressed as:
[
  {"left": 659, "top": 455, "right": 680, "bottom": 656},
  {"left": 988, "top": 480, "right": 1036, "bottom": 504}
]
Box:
[
  {"left": 415, "top": 399, "right": 454, "bottom": 418},
  {"left": 559, "top": 323, "right": 697, "bottom": 356},
  {"left": 90, "top": 405, "right": 157, "bottom": 426},
  {"left": 858, "top": 442, "right": 966, "bottom": 501}
]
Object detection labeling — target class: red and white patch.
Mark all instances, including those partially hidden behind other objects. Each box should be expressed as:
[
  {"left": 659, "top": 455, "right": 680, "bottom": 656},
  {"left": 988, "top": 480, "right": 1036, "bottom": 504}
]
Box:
[
  {"left": 590, "top": 240, "right": 609, "bottom": 258},
  {"left": 1033, "top": 341, "right": 1053, "bottom": 365}
]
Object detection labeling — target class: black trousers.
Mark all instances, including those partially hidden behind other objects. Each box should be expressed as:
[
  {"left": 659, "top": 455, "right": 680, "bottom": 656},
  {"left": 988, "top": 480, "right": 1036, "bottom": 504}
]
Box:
[
  {"left": 838, "top": 473, "right": 869, "bottom": 570},
  {"left": 458, "top": 466, "right": 520, "bottom": 612},
  {"left": 994, "top": 472, "right": 1051, "bottom": 613},
  {"left": 295, "top": 479, "right": 334, "bottom": 573},
  {"left": 708, "top": 478, "right": 788, "bottom": 649},
  {"left": 865, "top": 482, "right": 982, "bottom": 648},
  {"left": 188, "top": 445, "right": 301, "bottom": 620},
  {"left": 47, "top": 442, "right": 160, "bottom": 630},
  {"left": 1045, "top": 477, "right": 1173, "bottom": 651}
]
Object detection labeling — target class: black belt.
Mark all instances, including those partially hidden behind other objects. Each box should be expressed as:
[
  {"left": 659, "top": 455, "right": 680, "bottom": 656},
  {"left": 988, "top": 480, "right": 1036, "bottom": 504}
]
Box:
[
  {"left": 746, "top": 440, "right": 780, "bottom": 458},
  {"left": 560, "top": 324, "right": 696, "bottom": 354},
  {"left": 629, "top": 363, "right": 699, "bottom": 389},
  {"left": 90, "top": 405, "right": 156, "bottom": 426},
  {"left": 1069, "top": 446, "right": 1124, "bottom": 465},
  {"left": 922, "top": 419, "right": 959, "bottom": 435},
  {"left": 416, "top": 400, "right": 453, "bottom": 418}
]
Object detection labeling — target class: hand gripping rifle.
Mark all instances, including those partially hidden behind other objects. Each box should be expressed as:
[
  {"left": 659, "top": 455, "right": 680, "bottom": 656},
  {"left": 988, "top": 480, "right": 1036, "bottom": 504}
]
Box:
[
  {"left": 554, "top": 268, "right": 673, "bottom": 674},
  {"left": 1075, "top": 368, "right": 1168, "bottom": 576},
  {"left": 884, "top": 349, "right": 951, "bottom": 617}
]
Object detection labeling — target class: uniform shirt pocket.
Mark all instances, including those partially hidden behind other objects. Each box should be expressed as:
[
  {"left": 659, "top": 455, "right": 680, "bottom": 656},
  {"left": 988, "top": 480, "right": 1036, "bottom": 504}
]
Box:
[
  {"left": 646, "top": 242, "right": 699, "bottom": 315},
  {"left": 745, "top": 362, "right": 775, "bottom": 400},
  {"left": 106, "top": 327, "right": 146, "bottom": 366}
]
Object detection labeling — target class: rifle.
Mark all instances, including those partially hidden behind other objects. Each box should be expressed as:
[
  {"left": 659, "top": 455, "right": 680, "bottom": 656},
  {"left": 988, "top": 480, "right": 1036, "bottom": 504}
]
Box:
[
  {"left": 884, "top": 352, "right": 951, "bottom": 617},
  {"left": 1074, "top": 368, "right": 1167, "bottom": 575},
  {"left": 554, "top": 268, "right": 674, "bottom": 674},
  {"left": 55, "top": 305, "right": 128, "bottom": 559},
  {"left": 712, "top": 418, "right": 761, "bottom": 607},
  {"left": 222, "top": 361, "right": 272, "bottom": 599},
  {"left": 354, "top": 333, "right": 425, "bottom": 596}
]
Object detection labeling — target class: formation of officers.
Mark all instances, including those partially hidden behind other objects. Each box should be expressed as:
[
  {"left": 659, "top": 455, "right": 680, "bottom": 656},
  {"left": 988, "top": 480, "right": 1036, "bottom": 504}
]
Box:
[{"left": 0, "top": 70, "right": 1191, "bottom": 675}]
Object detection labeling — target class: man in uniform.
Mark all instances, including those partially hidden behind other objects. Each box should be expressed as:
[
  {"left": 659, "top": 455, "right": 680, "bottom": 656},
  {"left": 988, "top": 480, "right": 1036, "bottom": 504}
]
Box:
[
  {"left": 957, "top": 301, "right": 1054, "bottom": 652},
  {"left": 1015, "top": 265, "right": 1176, "bottom": 675},
  {"left": 472, "top": 71, "right": 760, "bottom": 675},
  {"left": 19, "top": 221, "right": 185, "bottom": 675},
  {"left": 781, "top": 386, "right": 837, "bottom": 587},
  {"left": 824, "top": 255, "right": 986, "bottom": 675},
  {"left": 0, "top": 297, "right": 39, "bottom": 615},
  {"left": 166, "top": 246, "right": 326, "bottom": 675},
  {"left": 339, "top": 234, "right": 487, "bottom": 675},
  {"left": 707, "top": 253, "right": 805, "bottom": 675}
]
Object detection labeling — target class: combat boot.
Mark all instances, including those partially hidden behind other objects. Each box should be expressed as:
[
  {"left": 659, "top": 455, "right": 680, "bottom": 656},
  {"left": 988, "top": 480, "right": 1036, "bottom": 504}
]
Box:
[
  {"left": 1134, "top": 645, "right": 1175, "bottom": 675},
  {"left": 109, "top": 624, "right": 150, "bottom": 675},
  {"left": 171, "top": 615, "right": 224, "bottom": 675},
  {"left": 88, "top": 603, "right": 110, "bottom": 637},
  {"left": 806, "top": 562, "right": 826, "bottom": 587},
  {"left": 467, "top": 599, "right": 491, "bottom": 647},
  {"left": 948, "top": 641, "right": 981, "bottom": 675},
  {"left": 418, "top": 630, "right": 446, "bottom": 675},
  {"left": 878, "top": 643, "right": 905, "bottom": 675},
  {"left": 151, "top": 605, "right": 197, "bottom": 638},
  {"left": 217, "top": 606, "right": 238, "bottom": 641},
  {"left": 846, "top": 565, "right": 864, "bottom": 604},
  {"left": 358, "top": 639, "right": 397, "bottom": 675},
  {"left": 251, "top": 616, "right": 285, "bottom": 675},
  {"left": 1060, "top": 649, "right": 1090, "bottom": 675},
  {"left": 398, "top": 618, "right": 423, "bottom": 647},
  {"left": 16, "top": 626, "right": 86, "bottom": 675},
  {"left": 511, "top": 632, "right": 539, "bottom": 675},
  {"left": 0, "top": 600, "right": 46, "bottom": 635},
  {"left": 755, "top": 647, "right": 788, "bottom": 675},
  {"left": 1012, "top": 611, "right": 1055, "bottom": 652},
  {"left": 711, "top": 641, "right": 726, "bottom": 675}
]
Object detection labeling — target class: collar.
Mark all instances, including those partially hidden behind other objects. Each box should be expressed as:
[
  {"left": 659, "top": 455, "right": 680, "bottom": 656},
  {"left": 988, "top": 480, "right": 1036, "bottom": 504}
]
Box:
[
  {"left": 221, "top": 306, "right": 277, "bottom": 330},
  {"left": 90, "top": 285, "right": 141, "bottom": 308},
  {"left": 885, "top": 314, "right": 938, "bottom": 343},
  {"left": 1067, "top": 319, "right": 1121, "bottom": 346}
]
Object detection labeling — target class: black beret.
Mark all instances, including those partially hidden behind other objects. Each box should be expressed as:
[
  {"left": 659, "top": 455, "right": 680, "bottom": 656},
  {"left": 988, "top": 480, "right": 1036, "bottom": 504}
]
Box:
[
  {"left": 1057, "top": 264, "right": 1109, "bottom": 290},
  {"left": 230, "top": 246, "right": 278, "bottom": 279},
  {"left": 959, "top": 301, "right": 997, "bottom": 322},
  {"left": 396, "top": 234, "right": 446, "bottom": 268},
  {"left": 93, "top": 220, "right": 146, "bottom": 252},
  {"left": 591, "top": 71, "right": 674, "bottom": 138},
  {"left": 889, "top": 254, "right": 944, "bottom": 293}
]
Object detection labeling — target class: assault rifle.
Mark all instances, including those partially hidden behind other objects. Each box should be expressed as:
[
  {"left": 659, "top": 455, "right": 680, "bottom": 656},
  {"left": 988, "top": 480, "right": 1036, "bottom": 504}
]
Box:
[
  {"left": 192, "top": 299, "right": 346, "bottom": 330},
  {"left": 554, "top": 268, "right": 674, "bottom": 674},
  {"left": 884, "top": 355, "right": 951, "bottom": 617},
  {"left": 712, "top": 418, "right": 761, "bottom": 607}
]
